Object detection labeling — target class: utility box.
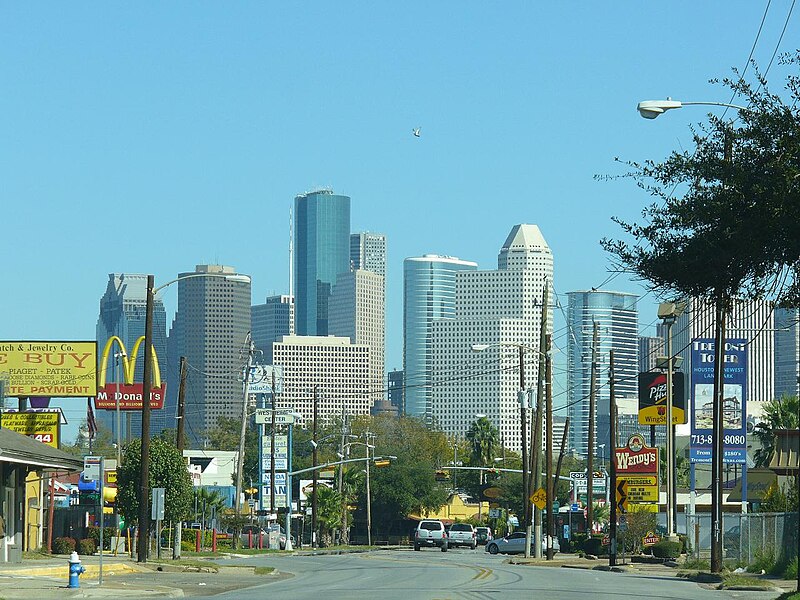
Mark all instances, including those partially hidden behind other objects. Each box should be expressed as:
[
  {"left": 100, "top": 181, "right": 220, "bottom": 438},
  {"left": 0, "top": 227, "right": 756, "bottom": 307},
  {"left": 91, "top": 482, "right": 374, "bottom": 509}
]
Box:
[{"left": 267, "top": 531, "right": 281, "bottom": 549}]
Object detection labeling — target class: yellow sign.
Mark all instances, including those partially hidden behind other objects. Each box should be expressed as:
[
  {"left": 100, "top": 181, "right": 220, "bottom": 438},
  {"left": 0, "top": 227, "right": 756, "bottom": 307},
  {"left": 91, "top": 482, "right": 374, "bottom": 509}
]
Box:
[
  {"left": 530, "top": 487, "right": 547, "bottom": 510},
  {"left": 2, "top": 412, "right": 60, "bottom": 448},
  {"left": 618, "top": 474, "right": 659, "bottom": 502},
  {"left": 107, "top": 471, "right": 117, "bottom": 484},
  {"left": 615, "top": 479, "right": 629, "bottom": 513},
  {"left": 98, "top": 336, "right": 163, "bottom": 388},
  {"left": 0, "top": 341, "right": 97, "bottom": 397}
]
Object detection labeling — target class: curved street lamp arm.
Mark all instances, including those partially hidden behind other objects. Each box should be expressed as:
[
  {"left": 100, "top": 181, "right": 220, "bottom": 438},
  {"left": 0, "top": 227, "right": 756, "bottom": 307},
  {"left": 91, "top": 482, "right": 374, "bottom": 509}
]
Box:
[{"left": 637, "top": 99, "right": 747, "bottom": 119}]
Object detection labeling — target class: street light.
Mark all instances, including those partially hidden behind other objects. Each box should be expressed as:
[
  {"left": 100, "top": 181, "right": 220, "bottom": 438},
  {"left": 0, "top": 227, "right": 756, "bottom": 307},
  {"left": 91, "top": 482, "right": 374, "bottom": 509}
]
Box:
[
  {"left": 138, "top": 271, "right": 250, "bottom": 563},
  {"left": 638, "top": 98, "right": 746, "bottom": 573}
]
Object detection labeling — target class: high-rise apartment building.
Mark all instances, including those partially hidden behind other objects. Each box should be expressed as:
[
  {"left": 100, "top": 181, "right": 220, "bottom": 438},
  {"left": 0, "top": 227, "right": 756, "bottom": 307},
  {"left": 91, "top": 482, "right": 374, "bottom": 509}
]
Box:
[
  {"left": 329, "top": 270, "right": 385, "bottom": 402},
  {"left": 252, "top": 295, "right": 294, "bottom": 364},
  {"left": 672, "top": 297, "right": 775, "bottom": 425},
  {"left": 96, "top": 273, "right": 168, "bottom": 439},
  {"left": 271, "top": 335, "right": 371, "bottom": 426},
  {"left": 567, "top": 290, "right": 639, "bottom": 458},
  {"left": 167, "top": 265, "right": 251, "bottom": 447},
  {"left": 775, "top": 307, "right": 800, "bottom": 399},
  {"left": 350, "top": 232, "right": 387, "bottom": 278},
  {"left": 294, "top": 189, "right": 350, "bottom": 336},
  {"left": 403, "top": 255, "right": 478, "bottom": 421},
  {"left": 429, "top": 224, "right": 554, "bottom": 453}
]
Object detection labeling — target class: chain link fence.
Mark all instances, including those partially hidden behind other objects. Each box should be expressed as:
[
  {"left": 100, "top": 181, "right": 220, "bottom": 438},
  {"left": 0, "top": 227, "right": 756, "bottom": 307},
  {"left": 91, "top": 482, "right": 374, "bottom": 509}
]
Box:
[{"left": 685, "top": 511, "right": 799, "bottom": 564}]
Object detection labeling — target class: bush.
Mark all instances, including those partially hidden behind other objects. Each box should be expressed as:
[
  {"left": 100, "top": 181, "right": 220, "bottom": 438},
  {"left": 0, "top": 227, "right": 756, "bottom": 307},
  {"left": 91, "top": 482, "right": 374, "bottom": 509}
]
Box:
[
  {"left": 53, "top": 537, "right": 77, "bottom": 555},
  {"left": 652, "top": 540, "right": 681, "bottom": 559},
  {"left": 77, "top": 539, "right": 96, "bottom": 555},
  {"left": 747, "top": 547, "right": 777, "bottom": 574},
  {"left": 87, "top": 526, "right": 118, "bottom": 551},
  {"left": 583, "top": 536, "right": 604, "bottom": 556}
]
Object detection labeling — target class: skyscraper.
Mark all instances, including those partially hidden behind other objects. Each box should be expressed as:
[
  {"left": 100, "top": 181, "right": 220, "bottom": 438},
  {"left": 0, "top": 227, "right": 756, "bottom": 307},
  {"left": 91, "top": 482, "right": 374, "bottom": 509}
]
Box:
[
  {"left": 294, "top": 189, "right": 350, "bottom": 336},
  {"left": 403, "top": 255, "right": 478, "bottom": 421},
  {"left": 329, "top": 270, "right": 385, "bottom": 403},
  {"left": 350, "top": 232, "right": 387, "bottom": 278},
  {"left": 774, "top": 307, "right": 800, "bottom": 399},
  {"left": 167, "top": 265, "right": 251, "bottom": 448},
  {"left": 252, "top": 295, "right": 294, "bottom": 364},
  {"left": 96, "top": 273, "right": 168, "bottom": 439},
  {"left": 567, "top": 290, "right": 639, "bottom": 458},
  {"left": 429, "top": 224, "right": 553, "bottom": 452}
]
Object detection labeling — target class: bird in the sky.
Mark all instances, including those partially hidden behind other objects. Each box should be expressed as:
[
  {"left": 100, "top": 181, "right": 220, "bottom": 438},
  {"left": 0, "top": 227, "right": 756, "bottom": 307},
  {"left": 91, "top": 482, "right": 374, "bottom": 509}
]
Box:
[{"left": 412, "top": 127, "right": 421, "bottom": 138}]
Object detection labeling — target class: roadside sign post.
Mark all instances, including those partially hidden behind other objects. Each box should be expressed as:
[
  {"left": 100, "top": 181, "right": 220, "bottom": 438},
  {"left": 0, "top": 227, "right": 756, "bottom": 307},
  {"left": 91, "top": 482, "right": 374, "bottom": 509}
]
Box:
[
  {"left": 99, "top": 456, "right": 104, "bottom": 585},
  {"left": 152, "top": 488, "right": 165, "bottom": 559}
]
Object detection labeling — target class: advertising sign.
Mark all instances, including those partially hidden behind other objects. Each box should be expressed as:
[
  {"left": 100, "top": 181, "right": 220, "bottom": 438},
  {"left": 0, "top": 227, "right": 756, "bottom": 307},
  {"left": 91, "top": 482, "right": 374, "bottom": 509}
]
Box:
[
  {"left": 569, "top": 472, "right": 606, "bottom": 495},
  {"left": 95, "top": 383, "right": 166, "bottom": 410},
  {"left": 616, "top": 433, "right": 659, "bottom": 503},
  {"left": 2, "top": 411, "right": 60, "bottom": 448},
  {"left": 247, "top": 365, "right": 283, "bottom": 394},
  {"left": 690, "top": 338, "right": 747, "bottom": 463},
  {"left": 638, "top": 371, "right": 686, "bottom": 425},
  {"left": 0, "top": 341, "right": 97, "bottom": 397},
  {"left": 255, "top": 409, "right": 294, "bottom": 425}
]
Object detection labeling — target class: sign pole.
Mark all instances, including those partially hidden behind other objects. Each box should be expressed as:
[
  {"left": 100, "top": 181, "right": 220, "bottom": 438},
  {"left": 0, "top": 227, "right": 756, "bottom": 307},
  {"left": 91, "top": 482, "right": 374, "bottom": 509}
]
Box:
[
  {"left": 99, "top": 456, "right": 104, "bottom": 585},
  {"left": 609, "top": 350, "right": 617, "bottom": 567}
]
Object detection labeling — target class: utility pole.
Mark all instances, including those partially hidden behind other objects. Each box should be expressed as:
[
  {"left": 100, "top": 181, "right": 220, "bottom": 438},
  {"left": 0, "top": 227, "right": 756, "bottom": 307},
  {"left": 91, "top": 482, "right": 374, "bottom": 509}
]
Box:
[
  {"left": 365, "top": 430, "right": 372, "bottom": 547},
  {"left": 531, "top": 284, "right": 549, "bottom": 559},
  {"left": 519, "top": 345, "right": 530, "bottom": 558},
  {"left": 609, "top": 350, "right": 617, "bottom": 567},
  {"left": 174, "top": 356, "right": 187, "bottom": 560},
  {"left": 587, "top": 320, "right": 599, "bottom": 533},
  {"left": 137, "top": 274, "right": 155, "bottom": 563},
  {"left": 710, "top": 294, "right": 727, "bottom": 573},
  {"left": 235, "top": 334, "right": 256, "bottom": 524},
  {"left": 545, "top": 334, "right": 554, "bottom": 560},
  {"left": 311, "top": 386, "right": 319, "bottom": 548}
]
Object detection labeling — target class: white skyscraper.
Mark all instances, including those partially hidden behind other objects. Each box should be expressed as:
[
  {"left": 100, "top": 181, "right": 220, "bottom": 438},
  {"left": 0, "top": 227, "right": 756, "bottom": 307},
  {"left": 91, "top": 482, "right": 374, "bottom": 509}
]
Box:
[
  {"left": 329, "top": 270, "right": 385, "bottom": 403},
  {"left": 430, "top": 224, "right": 553, "bottom": 453}
]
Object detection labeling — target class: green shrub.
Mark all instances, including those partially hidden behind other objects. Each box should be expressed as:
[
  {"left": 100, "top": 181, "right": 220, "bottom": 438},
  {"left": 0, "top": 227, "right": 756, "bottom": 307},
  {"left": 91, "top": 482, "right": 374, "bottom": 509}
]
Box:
[
  {"left": 77, "top": 539, "right": 96, "bottom": 555},
  {"left": 652, "top": 540, "right": 681, "bottom": 559},
  {"left": 181, "top": 540, "right": 195, "bottom": 552},
  {"left": 747, "top": 547, "right": 776, "bottom": 574},
  {"left": 87, "top": 526, "right": 118, "bottom": 551},
  {"left": 784, "top": 556, "right": 797, "bottom": 580},
  {"left": 583, "top": 536, "right": 603, "bottom": 556},
  {"left": 53, "top": 537, "right": 77, "bottom": 555}
]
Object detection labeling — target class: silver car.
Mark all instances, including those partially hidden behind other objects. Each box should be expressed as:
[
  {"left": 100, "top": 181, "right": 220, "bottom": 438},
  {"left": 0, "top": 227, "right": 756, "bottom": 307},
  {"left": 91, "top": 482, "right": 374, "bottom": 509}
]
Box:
[{"left": 484, "top": 531, "right": 560, "bottom": 555}]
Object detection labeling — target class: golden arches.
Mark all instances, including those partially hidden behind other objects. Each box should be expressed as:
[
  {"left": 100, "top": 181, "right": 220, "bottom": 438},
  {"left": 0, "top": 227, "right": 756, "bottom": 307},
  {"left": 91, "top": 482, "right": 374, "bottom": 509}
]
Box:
[{"left": 98, "top": 336, "right": 162, "bottom": 389}]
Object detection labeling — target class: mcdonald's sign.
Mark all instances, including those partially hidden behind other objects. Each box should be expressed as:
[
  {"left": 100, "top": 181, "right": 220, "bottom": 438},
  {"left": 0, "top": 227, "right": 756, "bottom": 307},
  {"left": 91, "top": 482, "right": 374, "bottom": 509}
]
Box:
[{"left": 94, "top": 336, "right": 166, "bottom": 411}]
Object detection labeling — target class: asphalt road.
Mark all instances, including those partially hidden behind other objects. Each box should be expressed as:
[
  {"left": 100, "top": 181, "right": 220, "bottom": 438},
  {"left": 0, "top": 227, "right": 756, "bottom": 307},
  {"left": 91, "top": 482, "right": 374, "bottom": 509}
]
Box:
[{"left": 192, "top": 548, "right": 784, "bottom": 600}]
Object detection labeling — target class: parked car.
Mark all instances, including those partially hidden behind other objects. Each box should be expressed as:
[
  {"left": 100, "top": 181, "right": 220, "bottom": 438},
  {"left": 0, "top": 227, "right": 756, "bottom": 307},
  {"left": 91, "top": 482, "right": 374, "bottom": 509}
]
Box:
[
  {"left": 447, "top": 523, "right": 477, "bottom": 549},
  {"left": 414, "top": 520, "right": 448, "bottom": 551},
  {"left": 484, "top": 532, "right": 560, "bottom": 555},
  {"left": 476, "top": 526, "right": 493, "bottom": 545}
]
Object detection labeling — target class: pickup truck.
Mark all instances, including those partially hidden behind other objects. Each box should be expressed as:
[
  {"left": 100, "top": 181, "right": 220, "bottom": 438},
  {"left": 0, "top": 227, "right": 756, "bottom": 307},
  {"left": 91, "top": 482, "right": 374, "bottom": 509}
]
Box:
[
  {"left": 447, "top": 523, "right": 477, "bottom": 549},
  {"left": 414, "top": 520, "right": 448, "bottom": 551}
]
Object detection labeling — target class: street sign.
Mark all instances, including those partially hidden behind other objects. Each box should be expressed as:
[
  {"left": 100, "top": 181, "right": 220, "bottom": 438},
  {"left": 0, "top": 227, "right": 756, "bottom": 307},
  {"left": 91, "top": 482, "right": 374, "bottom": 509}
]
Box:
[
  {"left": 255, "top": 409, "right": 295, "bottom": 425},
  {"left": 530, "top": 487, "right": 546, "bottom": 510},
  {"left": 83, "top": 456, "right": 101, "bottom": 481},
  {"left": 151, "top": 487, "right": 165, "bottom": 521},
  {"left": 618, "top": 515, "right": 628, "bottom": 533},
  {"left": 571, "top": 503, "right": 579, "bottom": 511},
  {"left": 488, "top": 508, "right": 501, "bottom": 518},
  {"left": 615, "top": 479, "right": 628, "bottom": 513}
]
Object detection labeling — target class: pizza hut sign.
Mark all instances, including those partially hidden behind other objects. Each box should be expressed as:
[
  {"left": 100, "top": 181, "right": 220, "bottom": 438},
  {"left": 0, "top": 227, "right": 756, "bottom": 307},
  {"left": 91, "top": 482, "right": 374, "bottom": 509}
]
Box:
[{"left": 615, "top": 433, "right": 658, "bottom": 474}]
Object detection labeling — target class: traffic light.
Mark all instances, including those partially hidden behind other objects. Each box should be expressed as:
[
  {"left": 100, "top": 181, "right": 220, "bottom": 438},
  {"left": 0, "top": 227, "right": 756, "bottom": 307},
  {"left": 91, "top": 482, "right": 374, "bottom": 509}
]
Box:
[
  {"left": 373, "top": 459, "right": 390, "bottom": 468},
  {"left": 435, "top": 470, "right": 450, "bottom": 481}
]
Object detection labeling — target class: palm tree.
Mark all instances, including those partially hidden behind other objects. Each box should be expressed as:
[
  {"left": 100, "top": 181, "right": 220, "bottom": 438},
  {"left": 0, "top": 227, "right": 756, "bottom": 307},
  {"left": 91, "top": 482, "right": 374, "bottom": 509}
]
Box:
[
  {"left": 339, "top": 466, "right": 364, "bottom": 545},
  {"left": 316, "top": 485, "right": 344, "bottom": 547},
  {"left": 466, "top": 417, "right": 500, "bottom": 468},
  {"left": 753, "top": 395, "right": 799, "bottom": 467}
]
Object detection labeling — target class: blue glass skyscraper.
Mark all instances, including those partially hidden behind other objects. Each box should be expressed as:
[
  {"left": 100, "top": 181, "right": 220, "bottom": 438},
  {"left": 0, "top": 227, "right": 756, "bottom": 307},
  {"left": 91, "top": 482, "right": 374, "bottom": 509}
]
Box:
[
  {"left": 403, "top": 255, "right": 477, "bottom": 420},
  {"left": 294, "top": 190, "right": 351, "bottom": 336}
]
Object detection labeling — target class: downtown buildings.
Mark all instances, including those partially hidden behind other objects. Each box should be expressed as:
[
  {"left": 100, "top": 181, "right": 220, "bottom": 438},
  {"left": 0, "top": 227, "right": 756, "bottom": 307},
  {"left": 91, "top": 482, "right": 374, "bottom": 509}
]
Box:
[{"left": 427, "top": 224, "right": 553, "bottom": 453}]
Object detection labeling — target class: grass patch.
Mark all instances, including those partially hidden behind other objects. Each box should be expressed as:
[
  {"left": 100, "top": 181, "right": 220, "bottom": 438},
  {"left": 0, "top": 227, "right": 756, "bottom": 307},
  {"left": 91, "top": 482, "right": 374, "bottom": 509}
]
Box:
[
  {"left": 23, "top": 551, "right": 52, "bottom": 560},
  {"left": 681, "top": 557, "right": 710, "bottom": 571},
  {"left": 721, "top": 573, "right": 775, "bottom": 589},
  {"left": 774, "top": 593, "right": 800, "bottom": 600},
  {"left": 151, "top": 559, "right": 220, "bottom": 572},
  {"left": 253, "top": 566, "right": 274, "bottom": 575}
]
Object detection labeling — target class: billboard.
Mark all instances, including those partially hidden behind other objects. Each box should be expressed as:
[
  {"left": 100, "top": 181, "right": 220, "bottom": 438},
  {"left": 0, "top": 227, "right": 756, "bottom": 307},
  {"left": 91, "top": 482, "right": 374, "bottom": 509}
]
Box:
[
  {"left": 94, "top": 336, "right": 166, "bottom": 411},
  {"left": 615, "top": 433, "right": 659, "bottom": 504},
  {"left": 637, "top": 371, "right": 686, "bottom": 425},
  {"left": 2, "top": 411, "right": 61, "bottom": 448},
  {"left": 247, "top": 365, "right": 283, "bottom": 394},
  {"left": 690, "top": 338, "right": 747, "bottom": 463},
  {"left": 0, "top": 341, "right": 97, "bottom": 397}
]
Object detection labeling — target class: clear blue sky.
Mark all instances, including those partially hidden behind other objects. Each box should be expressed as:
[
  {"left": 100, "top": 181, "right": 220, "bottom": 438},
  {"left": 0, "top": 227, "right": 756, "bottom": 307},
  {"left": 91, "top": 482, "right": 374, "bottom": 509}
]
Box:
[{"left": 2, "top": 3, "right": 797, "bottom": 442}]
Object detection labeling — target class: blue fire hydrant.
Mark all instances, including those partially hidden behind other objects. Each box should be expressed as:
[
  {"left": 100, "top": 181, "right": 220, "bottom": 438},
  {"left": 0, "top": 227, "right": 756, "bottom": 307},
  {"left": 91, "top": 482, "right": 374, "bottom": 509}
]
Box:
[{"left": 68, "top": 551, "right": 85, "bottom": 588}]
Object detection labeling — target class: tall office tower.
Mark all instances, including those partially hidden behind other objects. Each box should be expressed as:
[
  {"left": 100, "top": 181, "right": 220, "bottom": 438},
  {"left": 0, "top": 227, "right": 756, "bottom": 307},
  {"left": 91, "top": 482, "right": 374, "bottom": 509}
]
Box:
[
  {"left": 252, "top": 295, "right": 294, "bottom": 363},
  {"left": 430, "top": 224, "right": 554, "bottom": 453},
  {"left": 167, "top": 265, "right": 251, "bottom": 448},
  {"left": 96, "top": 274, "right": 168, "bottom": 438},
  {"left": 387, "top": 369, "right": 404, "bottom": 413},
  {"left": 567, "top": 290, "right": 639, "bottom": 458},
  {"left": 271, "top": 335, "right": 371, "bottom": 426},
  {"left": 294, "top": 189, "right": 351, "bottom": 336},
  {"left": 672, "top": 297, "right": 774, "bottom": 424},
  {"left": 350, "top": 232, "right": 387, "bottom": 278},
  {"left": 329, "top": 270, "right": 385, "bottom": 403},
  {"left": 775, "top": 308, "right": 800, "bottom": 399},
  {"left": 638, "top": 335, "right": 664, "bottom": 373},
  {"left": 403, "top": 255, "right": 478, "bottom": 421}
]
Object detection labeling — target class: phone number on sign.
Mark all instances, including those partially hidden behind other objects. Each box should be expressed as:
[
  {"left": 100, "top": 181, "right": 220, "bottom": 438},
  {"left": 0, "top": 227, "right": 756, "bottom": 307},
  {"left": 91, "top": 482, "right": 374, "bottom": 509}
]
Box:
[{"left": 691, "top": 434, "right": 746, "bottom": 446}]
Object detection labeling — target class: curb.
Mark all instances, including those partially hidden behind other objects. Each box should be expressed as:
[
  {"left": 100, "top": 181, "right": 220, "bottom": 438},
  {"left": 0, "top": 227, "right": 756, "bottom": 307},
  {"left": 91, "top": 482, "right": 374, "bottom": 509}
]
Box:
[{"left": 0, "top": 563, "right": 143, "bottom": 578}]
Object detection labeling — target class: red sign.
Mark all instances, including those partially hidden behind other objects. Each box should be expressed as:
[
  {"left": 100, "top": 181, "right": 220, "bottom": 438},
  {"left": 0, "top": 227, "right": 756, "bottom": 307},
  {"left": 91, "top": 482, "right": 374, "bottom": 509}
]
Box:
[
  {"left": 642, "top": 531, "right": 660, "bottom": 547},
  {"left": 615, "top": 433, "right": 658, "bottom": 474},
  {"left": 95, "top": 383, "right": 166, "bottom": 410}
]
